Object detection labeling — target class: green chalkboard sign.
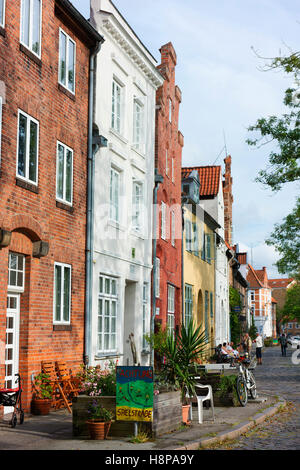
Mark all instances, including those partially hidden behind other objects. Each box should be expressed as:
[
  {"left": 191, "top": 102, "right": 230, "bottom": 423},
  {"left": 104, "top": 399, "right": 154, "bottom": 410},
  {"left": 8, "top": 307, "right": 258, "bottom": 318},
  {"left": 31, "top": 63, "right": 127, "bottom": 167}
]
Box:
[{"left": 116, "top": 366, "right": 153, "bottom": 422}]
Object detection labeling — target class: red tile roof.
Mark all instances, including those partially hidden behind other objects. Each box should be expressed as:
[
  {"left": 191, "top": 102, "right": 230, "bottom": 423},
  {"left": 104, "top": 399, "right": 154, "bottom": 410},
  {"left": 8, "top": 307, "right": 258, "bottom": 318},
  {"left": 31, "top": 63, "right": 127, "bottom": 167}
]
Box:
[
  {"left": 247, "top": 265, "right": 263, "bottom": 288},
  {"left": 268, "top": 278, "right": 295, "bottom": 288},
  {"left": 271, "top": 297, "right": 277, "bottom": 303},
  {"left": 181, "top": 166, "right": 221, "bottom": 198}
]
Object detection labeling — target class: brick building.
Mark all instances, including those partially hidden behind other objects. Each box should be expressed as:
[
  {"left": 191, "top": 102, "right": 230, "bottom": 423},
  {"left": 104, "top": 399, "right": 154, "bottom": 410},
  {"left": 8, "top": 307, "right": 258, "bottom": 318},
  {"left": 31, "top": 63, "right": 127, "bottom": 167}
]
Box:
[
  {"left": 0, "top": 0, "right": 103, "bottom": 412},
  {"left": 269, "top": 278, "right": 297, "bottom": 334},
  {"left": 154, "top": 42, "right": 184, "bottom": 334}
]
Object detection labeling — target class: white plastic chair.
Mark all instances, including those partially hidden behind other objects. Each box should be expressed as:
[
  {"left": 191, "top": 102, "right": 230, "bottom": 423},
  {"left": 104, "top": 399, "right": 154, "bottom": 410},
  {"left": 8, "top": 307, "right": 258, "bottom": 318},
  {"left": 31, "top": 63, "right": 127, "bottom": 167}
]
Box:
[{"left": 187, "top": 380, "right": 215, "bottom": 424}]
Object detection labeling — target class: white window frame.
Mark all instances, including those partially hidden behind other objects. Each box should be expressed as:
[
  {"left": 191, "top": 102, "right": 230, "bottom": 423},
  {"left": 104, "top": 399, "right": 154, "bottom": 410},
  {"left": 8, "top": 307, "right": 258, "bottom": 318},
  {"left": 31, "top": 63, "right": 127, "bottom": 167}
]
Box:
[
  {"left": 8, "top": 253, "right": 25, "bottom": 293},
  {"left": 111, "top": 78, "right": 123, "bottom": 135},
  {"left": 56, "top": 141, "right": 73, "bottom": 206},
  {"left": 58, "top": 28, "right": 76, "bottom": 94},
  {"left": 184, "top": 284, "right": 193, "bottom": 327},
  {"left": 20, "top": 0, "right": 42, "bottom": 58},
  {"left": 161, "top": 202, "right": 166, "bottom": 240},
  {"left": 0, "top": 0, "right": 5, "bottom": 28},
  {"left": 132, "top": 180, "right": 143, "bottom": 232},
  {"left": 110, "top": 167, "right": 121, "bottom": 223},
  {"left": 171, "top": 210, "right": 175, "bottom": 247},
  {"left": 142, "top": 282, "right": 149, "bottom": 350},
  {"left": 16, "top": 109, "right": 39, "bottom": 185},
  {"left": 98, "top": 274, "right": 118, "bottom": 354},
  {"left": 133, "top": 97, "right": 144, "bottom": 153},
  {"left": 155, "top": 257, "right": 160, "bottom": 298},
  {"left": 53, "top": 262, "right": 71, "bottom": 325},
  {"left": 168, "top": 285, "right": 175, "bottom": 314},
  {"left": 185, "top": 219, "right": 192, "bottom": 252}
]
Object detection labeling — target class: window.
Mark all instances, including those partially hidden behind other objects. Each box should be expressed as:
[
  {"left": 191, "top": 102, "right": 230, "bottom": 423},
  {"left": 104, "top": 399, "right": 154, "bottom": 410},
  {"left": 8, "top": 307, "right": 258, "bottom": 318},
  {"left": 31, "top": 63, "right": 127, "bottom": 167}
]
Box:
[
  {"left": 98, "top": 275, "right": 118, "bottom": 353},
  {"left": 210, "top": 292, "right": 214, "bottom": 318},
  {"left": 204, "top": 291, "right": 209, "bottom": 340},
  {"left": 192, "top": 222, "right": 199, "bottom": 256},
  {"left": 161, "top": 202, "right": 166, "bottom": 240},
  {"left": 20, "top": 0, "right": 42, "bottom": 57},
  {"left": 171, "top": 157, "right": 175, "bottom": 183},
  {"left": 142, "top": 283, "right": 148, "bottom": 350},
  {"left": 111, "top": 79, "right": 122, "bottom": 133},
  {"left": 169, "top": 98, "right": 172, "bottom": 122},
  {"left": 59, "top": 29, "right": 76, "bottom": 94},
  {"left": 133, "top": 99, "right": 144, "bottom": 152},
  {"left": 167, "top": 284, "right": 175, "bottom": 338},
  {"left": 110, "top": 168, "right": 120, "bottom": 223},
  {"left": 184, "top": 284, "right": 193, "bottom": 326},
  {"left": 132, "top": 181, "right": 143, "bottom": 232},
  {"left": 288, "top": 323, "right": 293, "bottom": 329},
  {"left": 17, "top": 110, "right": 39, "bottom": 185},
  {"left": 0, "top": 0, "right": 5, "bottom": 28},
  {"left": 54, "top": 263, "right": 71, "bottom": 324},
  {"left": 56, "top": 141, "right": 73, "bottom": 205},
  {"left": 171, "top": 211, "right": 175, "bottom": 247},
  {"left": 205, "top": 233, "right": 212, "bottom": 263},
  {"left": 250, "top": 291, "right": 255, "bottom": 302},
  {"left": 8, "top": 253, "right": 25, "bottom": 292},
  {"left": 185, "top": 219, "right": 192, "bottom": 252},
  {"left": 155, "top": 257, "right": 160, "bottom": 298}
]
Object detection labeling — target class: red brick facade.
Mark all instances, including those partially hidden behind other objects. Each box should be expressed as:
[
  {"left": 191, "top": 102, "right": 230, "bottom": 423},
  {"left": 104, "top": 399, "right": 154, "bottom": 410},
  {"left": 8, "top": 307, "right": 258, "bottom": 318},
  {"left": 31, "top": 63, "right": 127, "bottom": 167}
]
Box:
[
  {"left": 154, "top": 42, "right": 183, "bottom": 331},
  {"left": 223, "top": 156, "right": 233, "bottom": 246},
  {"left": 0, "top": 0, "right": 100, "bottom": 411}
]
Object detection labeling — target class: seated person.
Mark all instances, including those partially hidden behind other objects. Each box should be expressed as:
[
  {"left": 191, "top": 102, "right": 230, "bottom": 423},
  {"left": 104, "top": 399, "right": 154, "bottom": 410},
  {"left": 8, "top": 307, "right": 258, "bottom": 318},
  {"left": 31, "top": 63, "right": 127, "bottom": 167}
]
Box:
[
  {"left": 222, "top": 342, "right": 235, "bottom": 358},
  {"left": 227, "top": 342, "right": 239, "bottom": 357}
]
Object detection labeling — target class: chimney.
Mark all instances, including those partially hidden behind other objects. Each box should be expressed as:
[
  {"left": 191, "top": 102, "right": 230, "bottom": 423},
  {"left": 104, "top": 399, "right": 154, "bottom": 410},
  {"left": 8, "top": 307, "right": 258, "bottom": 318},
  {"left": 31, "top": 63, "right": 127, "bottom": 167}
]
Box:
[{"left": 223, "top": 155, "right": 233, "bottom": 246}]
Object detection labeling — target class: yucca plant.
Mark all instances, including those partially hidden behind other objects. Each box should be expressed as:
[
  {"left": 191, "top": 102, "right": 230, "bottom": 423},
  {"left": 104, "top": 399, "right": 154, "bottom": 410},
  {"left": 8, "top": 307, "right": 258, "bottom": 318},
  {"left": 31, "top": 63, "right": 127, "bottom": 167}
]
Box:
[{"left": 150, "top": 321, "right": 209, "bottom": 403}]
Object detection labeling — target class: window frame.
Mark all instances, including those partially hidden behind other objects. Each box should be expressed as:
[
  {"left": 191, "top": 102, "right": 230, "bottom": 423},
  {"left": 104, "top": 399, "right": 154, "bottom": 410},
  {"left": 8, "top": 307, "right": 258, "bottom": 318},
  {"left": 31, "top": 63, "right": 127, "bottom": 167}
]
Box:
[
  {"left": 56, "top": 140, "right": 74, "bottom": 206},
  {"left": 16, "top": 109, "right": 39, "bottom": 186},
  {"left": 132, "top": 180, "right": 144, "bottom": 232},
  {"left": 58, "top": 27, "right": 76, "bottom": 95},
  {"left": 185, "top": 219, "right": 192, "bottom": 252},
  {"left": 171, "top": 210, "right": 175, "bottom": 247},
  {"left": 184, "top": 284, "right": 193, "bottom": 327},
  {"left": 109, "top": 166, "right": 121, "bottom": 223},
  {"left": 133, "top": 97, "right": 144, "bottom": 153},
  {"left": 0, "top": 0, "right": 5, "bottom": 28},
  {"left": 167, "top": 312, "right": 175, "bottom": 338},
  {"left": 20, "top": 0, "right": 42, "bottom": 58},
  {"left": 8, "top": 253, "right": 25, "bottom": 293},
  {"left": 53, "top": 262, "right": 72, "bottom": 325},
  {"left": 161, "top": 201, "right": 166, "bottom": 240},
  {"left": 155, "top": 257, "right": 160, "bottom": 298},
  {"left": 111, "top": 78, "right": 123, "bottom": 135},
  {"left": 142, "top": 282, "right": 149, "bottom": 351},
  {"left": 97, "top": 274, "right": 118, "bottom": 354}
]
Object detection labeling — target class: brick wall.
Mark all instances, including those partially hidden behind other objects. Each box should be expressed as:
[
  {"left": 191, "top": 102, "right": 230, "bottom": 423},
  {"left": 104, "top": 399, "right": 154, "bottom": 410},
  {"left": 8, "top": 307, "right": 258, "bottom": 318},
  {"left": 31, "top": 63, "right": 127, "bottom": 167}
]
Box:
[
  {"left": 0, "top": 0, "right": 92, "bottom": 411},
  {"left": 154, "top": 42, "right": 183, "bottom": 330},
  {"left": 223, "top": 156, "right": 233, "bottom": 246}
]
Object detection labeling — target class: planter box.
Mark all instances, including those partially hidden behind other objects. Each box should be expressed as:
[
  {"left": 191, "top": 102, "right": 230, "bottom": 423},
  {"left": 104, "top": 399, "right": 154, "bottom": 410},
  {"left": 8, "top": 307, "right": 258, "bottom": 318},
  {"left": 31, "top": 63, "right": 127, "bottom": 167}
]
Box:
[{"left": 72, "top": 391, "right": 182, "bottom": 439}]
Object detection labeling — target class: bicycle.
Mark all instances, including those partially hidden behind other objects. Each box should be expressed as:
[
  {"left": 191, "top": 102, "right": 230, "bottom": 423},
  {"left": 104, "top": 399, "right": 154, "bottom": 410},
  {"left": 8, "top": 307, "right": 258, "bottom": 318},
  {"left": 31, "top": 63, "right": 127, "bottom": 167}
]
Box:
[{"left": 235, "top": 354, "right": 257, "bottom": 407}]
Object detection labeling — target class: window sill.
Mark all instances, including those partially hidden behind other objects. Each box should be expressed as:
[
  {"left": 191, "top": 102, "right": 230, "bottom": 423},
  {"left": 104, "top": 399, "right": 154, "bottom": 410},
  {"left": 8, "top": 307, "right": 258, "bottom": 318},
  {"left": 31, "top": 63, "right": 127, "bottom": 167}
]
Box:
[
  {"left": 108, "top": 220, "right": 126, "bottom": 231},
  {"left": 56, "top": 201, "right": 74, "bottom": 213},
  {"left": 0, "top": 26, "right": 6, "bottom": 38},
  {"left": 109, "top": 128, "right": 128, "bottom": 145},
  {"left": 16, "top": 178, "right": 39, "bottom": 194},
  {"left": 20, "top": 43, "right": 42, "bottom": 67},
  {"left": 58, "top": 83, "right": 76, "bottom": 101},
  {"left": 131, "top": 145, "right": 145, "bottom": 159},
  {"left": 94, "top": 353, "right": 122, "bottom": 360},
  {"left": 53, "top": 324, "right": 72, "bottom": 331}
]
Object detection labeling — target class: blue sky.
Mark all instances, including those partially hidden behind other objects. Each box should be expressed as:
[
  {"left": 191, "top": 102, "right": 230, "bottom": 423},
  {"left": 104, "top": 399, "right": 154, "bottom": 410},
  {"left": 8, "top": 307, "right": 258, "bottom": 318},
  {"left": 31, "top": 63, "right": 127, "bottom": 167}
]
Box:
[{"left": 72, "top": 0, "right": 299, "bottom": 278}]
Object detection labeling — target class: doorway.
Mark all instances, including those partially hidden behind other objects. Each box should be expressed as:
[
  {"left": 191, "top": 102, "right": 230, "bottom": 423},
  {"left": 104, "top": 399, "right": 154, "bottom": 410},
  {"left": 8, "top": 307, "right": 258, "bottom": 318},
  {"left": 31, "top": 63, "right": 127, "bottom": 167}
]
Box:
[{"left": 4, "top": 294, "right": 20, "bottom": 413}]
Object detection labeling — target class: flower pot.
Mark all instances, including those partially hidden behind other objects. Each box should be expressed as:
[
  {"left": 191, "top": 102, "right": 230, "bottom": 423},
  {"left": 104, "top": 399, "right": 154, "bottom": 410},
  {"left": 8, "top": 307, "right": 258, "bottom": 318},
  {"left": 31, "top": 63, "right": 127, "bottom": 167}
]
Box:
[
  {"left": 31, "top": 399, "right": 52, "bottom": 415},
  {"left": 86, "top": 420, "right": 112, "bottom": 440},
  {"left": 182, "top": 404, "right": 191, "bottom": 424}
]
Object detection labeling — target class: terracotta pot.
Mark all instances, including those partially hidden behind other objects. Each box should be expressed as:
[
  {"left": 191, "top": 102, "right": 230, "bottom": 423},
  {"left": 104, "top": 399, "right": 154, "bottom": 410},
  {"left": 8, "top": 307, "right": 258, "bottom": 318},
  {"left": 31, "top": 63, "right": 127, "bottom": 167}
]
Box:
[
  {"left": 182, "top": 404, "right": 191, "bottom": 424},
  {"left": 31, "top": 399, "right": 52, "bottom": 415},
  {"left": 86, "top": 420, "right": 112, "bottom": 440}
]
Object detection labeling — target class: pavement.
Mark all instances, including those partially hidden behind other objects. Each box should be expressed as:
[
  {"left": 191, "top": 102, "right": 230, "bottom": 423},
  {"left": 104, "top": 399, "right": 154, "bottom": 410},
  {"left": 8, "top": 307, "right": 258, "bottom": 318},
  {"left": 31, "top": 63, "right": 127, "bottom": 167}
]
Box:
[{"left": 0, "top": 350, "right": 288, "bottom": 451}]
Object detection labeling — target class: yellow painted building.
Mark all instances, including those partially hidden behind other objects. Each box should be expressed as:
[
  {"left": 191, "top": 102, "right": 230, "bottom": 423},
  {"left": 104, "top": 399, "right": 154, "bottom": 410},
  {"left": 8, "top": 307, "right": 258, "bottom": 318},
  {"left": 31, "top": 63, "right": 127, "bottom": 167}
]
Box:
[{"left": 182, "top": 171, "right": 220, "bottom": 358}]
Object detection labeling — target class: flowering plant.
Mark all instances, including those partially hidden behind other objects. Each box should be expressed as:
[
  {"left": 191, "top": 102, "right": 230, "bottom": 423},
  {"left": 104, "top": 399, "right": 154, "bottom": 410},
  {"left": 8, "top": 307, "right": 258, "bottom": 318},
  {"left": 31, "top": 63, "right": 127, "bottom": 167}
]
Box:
[
  {"left": 78, "top": 361, "right": 116, "bottom": 397},
  {"left": 87, "top": 400, "right": 114, "bottom": 422}
]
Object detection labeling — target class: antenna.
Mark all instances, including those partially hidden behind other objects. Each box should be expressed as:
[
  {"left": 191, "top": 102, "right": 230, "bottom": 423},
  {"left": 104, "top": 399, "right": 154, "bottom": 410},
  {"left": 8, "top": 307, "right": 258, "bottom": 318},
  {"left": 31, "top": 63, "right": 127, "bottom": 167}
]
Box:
[{"left": 223, "top": 129, "right": 228, "bottom": 157}]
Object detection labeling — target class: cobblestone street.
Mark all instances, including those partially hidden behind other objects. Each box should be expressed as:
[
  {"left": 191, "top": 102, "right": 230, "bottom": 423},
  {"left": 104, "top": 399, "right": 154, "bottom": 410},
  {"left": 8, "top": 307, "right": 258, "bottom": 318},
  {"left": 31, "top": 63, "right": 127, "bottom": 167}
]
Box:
[{"left": 206, "top": 345, "right": 300, "bottom": 450}]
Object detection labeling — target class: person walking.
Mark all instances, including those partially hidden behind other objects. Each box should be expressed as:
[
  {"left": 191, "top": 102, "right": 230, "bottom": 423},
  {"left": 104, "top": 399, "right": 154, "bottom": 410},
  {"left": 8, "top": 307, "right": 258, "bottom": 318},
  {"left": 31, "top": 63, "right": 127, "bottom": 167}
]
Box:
[
  {"left": 279, "top": 333, "right": 288, "bottom": 357},
  {"left": 253, "top": 332, "right": 263, "bottom": 365}
]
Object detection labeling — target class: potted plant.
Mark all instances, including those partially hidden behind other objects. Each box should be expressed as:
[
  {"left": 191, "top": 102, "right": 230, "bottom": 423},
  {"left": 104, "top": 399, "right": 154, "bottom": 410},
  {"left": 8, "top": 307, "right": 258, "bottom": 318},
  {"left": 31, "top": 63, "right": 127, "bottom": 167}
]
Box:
[
  {"left": 150, "top": 321, "right": 208, "bottom": 424},
  {"left": 86, "top": 400, "right": 114, "bottom": 440},
  {"left": 31, "top": 373, "right": 53, "bottom": 415}
]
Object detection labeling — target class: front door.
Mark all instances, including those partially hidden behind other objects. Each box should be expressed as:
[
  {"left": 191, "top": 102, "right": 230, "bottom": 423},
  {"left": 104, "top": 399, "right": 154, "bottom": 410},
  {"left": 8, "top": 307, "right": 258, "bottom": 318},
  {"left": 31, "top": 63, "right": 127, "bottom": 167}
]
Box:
[{"left": 4, "top": 294, "right": 20, "bottom": 414}]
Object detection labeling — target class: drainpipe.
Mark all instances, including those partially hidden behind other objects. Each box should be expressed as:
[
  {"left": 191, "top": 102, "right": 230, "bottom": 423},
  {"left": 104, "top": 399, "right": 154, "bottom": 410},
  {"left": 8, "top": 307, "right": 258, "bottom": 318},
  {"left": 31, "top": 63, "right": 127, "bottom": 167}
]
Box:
[
  {"left": 150, "top": 170, "right": 163, "bottom": 367},
  {"left": 84, "top": 40, "right": 104, "bottom": 366}
]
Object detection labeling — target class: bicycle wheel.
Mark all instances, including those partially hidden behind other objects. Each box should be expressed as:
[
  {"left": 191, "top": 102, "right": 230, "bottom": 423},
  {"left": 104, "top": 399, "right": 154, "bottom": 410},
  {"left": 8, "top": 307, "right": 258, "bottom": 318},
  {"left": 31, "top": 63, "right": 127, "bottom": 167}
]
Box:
[
  {"left": 236, "top": 375, "right": 248, "bottom": 406},
  {"left": 248, "top": 371, "right": 257, "bottom": 399}
]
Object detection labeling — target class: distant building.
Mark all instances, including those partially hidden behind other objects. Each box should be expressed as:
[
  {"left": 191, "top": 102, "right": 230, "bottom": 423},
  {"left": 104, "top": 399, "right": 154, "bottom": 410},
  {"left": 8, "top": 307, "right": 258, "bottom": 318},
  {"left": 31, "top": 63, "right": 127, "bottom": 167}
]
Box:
[{"left": 246, "top": 266, "right": 274, "bottom": 338}]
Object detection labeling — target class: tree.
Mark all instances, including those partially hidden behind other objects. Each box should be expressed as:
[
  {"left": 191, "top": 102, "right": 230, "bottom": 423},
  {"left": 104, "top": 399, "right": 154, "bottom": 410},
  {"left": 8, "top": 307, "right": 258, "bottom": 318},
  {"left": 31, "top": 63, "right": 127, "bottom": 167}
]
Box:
[
  {"left": 282, "top": 284, "right": 300, "bottom": 323},
  {"left": 229, "top": 287, "right": 242, "bottom": 345},
  {"left": 266, "top": 198, "right": 300, "bottom": 277},
  {"left": 247, "top": 50, "right": 300, "bottom": 277}
]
